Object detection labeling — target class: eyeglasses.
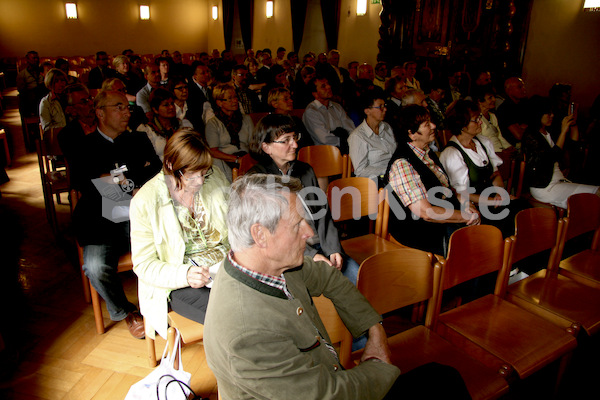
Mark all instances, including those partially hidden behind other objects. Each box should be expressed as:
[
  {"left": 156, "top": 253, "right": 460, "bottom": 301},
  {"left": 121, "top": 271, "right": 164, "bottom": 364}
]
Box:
[
  {"left": 470, "top": 115, "right": 483, "bottom": 123},
  {"left": 174, "top": 86, "right": 188, "bottom": 91},
  {"left": 220, "top": 97, "right": 238, "bottom": 102},
  {"left": 368, "top": 104, "right": 387, "bottom": 110},
  {"left": 179, "top": 167, "right": 213, "bottom": 182},
  {"left": 98, "top": 103, "right": 131, "bottom": 112},
  {"left": 272, "top": 133, "right": 301, "bottom": 145}
]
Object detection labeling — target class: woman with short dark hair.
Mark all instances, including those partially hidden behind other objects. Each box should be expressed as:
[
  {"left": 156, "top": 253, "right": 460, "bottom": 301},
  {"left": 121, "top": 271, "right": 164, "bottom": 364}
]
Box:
[
  {"left": 136, "top": 87, "right": 192, "bottom": 160},
  {"left": 247, "top": 114, "right": 360, "bottom": 284}
]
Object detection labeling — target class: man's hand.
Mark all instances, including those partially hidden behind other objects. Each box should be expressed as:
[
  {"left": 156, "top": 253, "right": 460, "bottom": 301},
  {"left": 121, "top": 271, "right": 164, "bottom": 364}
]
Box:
[
  {"left": 360, "top": 323, "right": 392, "bottom": 365},
  {"left": 313, "top": 253, "right": 333, "bottom": 266},
  {"left": 329, "top": 253, "right": 343, "bottom": 271},
  {"left": 187, "top": 265, "right": 211, "bottom": 288}
]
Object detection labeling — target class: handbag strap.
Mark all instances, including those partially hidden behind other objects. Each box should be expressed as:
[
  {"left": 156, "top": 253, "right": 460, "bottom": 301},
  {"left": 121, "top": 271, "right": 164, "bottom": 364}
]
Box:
[{"left": 157, "top": 374, "right": 203, "bottom": 400}]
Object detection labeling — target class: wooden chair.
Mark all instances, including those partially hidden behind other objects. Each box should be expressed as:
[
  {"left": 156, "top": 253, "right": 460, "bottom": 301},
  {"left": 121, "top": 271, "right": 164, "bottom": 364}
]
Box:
[
  {"left": 0, "top": 128, "right": 11, "bottom": 166},
  {"left": 70, "top": 189, "right": 135, "bottom": 333},
  {"left": 248, "top": 111, "right": 269, "bottom": 126},
  {"left": 505, "top": 207, "right": 600, "bottom": 336},
  {"left": 231, "top": 153, "right": 258, "bottom": 181},
  {"left": 327, "top": 177, "right": 404, "bottom": 265},
  {"left": 554, "top": 193, "right": 600, "bottom": 289},
  {"left": 312, "top": 295, "right": 354, "bottom": 370},
  {"left": 22, "top": 115, "right": 40, "bottom": 150},
  {"left": 146, "top": 312, "right": 205, "bottom": 367},
  {"left": 434, "top": 225, "right": 577, "bottom": 384},
  {"left": 298, "top": 145, "right": 349, "bottom": 192},
  {"left": 354, "top": 248, "right": 509, "bottom": 399},
  {"left": 35, "top": 127, "right": 70, "bottom": 233}
]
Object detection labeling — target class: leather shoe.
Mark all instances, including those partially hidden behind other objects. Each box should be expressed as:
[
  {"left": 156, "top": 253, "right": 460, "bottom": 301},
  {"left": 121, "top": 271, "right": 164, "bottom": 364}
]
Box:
[{"left": 125, "top": 311, "right": 145, "bottom": 339}]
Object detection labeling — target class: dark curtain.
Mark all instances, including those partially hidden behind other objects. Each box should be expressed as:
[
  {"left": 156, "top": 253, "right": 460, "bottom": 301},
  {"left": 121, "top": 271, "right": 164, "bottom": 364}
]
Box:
[
  {"left": 320, "top": 0, "right": 342, "bottom": 50},
  {"left": 222, "top": 0, "right": 235, "bottom": 50},
  {"left": 291, "top": 0, "right": 309, "bottom": 53},
  {"left": 238, "top": 0, "right": 254, "bottom": 52}
]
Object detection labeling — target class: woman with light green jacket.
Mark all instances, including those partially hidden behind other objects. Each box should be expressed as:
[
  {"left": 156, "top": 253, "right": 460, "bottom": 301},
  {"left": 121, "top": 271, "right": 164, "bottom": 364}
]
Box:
[{"left": 130, "top": 129, "right": 230, "bottom": 339}]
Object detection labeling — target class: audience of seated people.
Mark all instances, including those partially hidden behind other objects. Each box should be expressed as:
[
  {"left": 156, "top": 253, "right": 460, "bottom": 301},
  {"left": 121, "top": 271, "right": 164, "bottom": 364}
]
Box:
[{"left": 21, "top": 50, "right": 600, "bottom": 382}]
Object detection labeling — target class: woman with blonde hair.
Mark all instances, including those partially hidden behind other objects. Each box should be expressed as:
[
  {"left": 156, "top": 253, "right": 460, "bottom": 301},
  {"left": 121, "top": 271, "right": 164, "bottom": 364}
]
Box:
[
  {"left": 205, "top": 83, "right": 253, "bottom": 181},
  {"left": 39, "top": 68, "right": 68, "bottom": 131}
]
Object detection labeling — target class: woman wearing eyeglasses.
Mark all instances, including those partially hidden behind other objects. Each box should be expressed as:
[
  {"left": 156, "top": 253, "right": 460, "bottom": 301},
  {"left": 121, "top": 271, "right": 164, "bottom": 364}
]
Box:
[
  {"left": 205, "top": 83, "right": 253, "bottom": 182},
  {"left": 136, "top": 87, "right": 192, "bottom": 161},
  {"left": 348, "top": 89, "right": 397, "bottom": 184},
  {"left": 247, "top": 114, "right": 360, "bottom": 285},
  {"left": 440, "top": 100, "right": 526, "bottom": 237},
  {"left": 130, "top": 129, "right": 230, "bottom": 339}
]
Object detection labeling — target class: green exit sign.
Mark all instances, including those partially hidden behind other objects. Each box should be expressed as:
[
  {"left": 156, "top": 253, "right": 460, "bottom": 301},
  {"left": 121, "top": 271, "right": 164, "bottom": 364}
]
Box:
[{"left": 371, "top": 0, "right": 381, "bottom": 4}]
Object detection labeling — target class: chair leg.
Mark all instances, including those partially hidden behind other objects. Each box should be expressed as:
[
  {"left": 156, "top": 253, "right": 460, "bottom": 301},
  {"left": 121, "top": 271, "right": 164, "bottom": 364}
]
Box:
[
  {"left": 554, "top": 351, "right": 573, "bottom": 396},
  {"left": 90, "top": 283, "right": 106, "bottom": 334},
  {"left": 81, "top": 266, "right": 91, "bottom": 303},
  {"left": 167, "top": 327, "right": 177, "bottom": 364},
  {"left": 146, "top": 323, "right": 157, "bottom": 367}
]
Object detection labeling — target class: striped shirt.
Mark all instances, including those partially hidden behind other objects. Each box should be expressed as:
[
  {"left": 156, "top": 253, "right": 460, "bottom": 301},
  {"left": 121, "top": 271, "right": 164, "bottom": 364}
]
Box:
[
  {"left": 389, "top": 142, "right": 450, "bottom": 207},
  {"left": 228, "top": 251, "right": 293, "bottom": 299}
]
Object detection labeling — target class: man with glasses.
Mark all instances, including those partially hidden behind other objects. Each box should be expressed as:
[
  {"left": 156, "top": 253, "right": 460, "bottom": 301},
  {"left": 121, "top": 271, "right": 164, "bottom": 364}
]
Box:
[
  {"left": 70, "top": 90, "right": 161, "bottom": 339},
  {"left": 58, "top": 84, "right": 97, "bottom": 170},
  {"left": 231, "top": 65, "right": 262, "bottom": 114}
]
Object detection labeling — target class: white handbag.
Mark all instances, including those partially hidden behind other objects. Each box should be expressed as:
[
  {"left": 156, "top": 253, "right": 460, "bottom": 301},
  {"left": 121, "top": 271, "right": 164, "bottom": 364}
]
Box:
[{"left": 125, "top": 328, "right": 197, "bottom": 400}]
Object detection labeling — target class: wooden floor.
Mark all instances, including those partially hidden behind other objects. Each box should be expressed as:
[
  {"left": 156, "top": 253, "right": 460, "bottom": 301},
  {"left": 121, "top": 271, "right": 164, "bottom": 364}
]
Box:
[
  {"left": 1, "top": 85, "right": 599, "bottom": 399},
  {"left": 0, "top": 89, "right": 218, "bottom": 400}
]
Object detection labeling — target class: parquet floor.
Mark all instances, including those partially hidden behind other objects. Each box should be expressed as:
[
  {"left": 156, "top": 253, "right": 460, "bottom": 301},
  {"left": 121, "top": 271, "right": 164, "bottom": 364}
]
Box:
[{"left": 0, "top": 89, "right": 218, "bottom": 400}]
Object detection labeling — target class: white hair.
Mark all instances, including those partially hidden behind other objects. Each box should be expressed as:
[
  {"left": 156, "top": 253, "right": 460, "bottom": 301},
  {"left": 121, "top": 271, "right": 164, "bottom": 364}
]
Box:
[{"left": 227, "top": 174, "right": 303, "bottom": 252}]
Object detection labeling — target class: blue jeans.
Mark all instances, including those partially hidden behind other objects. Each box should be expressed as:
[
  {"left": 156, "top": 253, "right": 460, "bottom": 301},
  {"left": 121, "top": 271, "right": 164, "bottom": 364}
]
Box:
[
  {"left": 82, "top": 242, "right": 137, "bottom": 321},
  {"left": 342, "top": 256, "right": 360, "bottom": 286}
]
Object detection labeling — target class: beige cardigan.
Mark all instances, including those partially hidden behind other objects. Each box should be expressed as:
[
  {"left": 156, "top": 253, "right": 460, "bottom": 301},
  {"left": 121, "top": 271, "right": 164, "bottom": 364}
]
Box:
[{"left": 130, "top": 169, "right": 229, "bottom": 338}]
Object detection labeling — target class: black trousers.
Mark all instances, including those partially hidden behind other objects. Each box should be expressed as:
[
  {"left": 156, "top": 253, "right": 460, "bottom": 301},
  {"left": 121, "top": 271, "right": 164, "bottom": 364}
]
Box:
[
  {"left": 169, "top": 286, "right": 211, "bottom": 324},
  {"left": 384, "top": 362, "right": 472, "bottom": 400}
]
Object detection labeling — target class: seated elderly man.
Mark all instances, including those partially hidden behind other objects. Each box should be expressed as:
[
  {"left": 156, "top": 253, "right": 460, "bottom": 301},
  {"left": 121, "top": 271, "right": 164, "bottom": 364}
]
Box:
[{"left": 204, "top": 174, "right": 471, "bottom": 400}]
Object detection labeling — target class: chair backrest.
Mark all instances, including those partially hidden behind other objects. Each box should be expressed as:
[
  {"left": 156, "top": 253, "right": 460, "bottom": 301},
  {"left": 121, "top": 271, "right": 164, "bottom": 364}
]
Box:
[
  {"left": 249, "top": 111, "right": 270, "bottom": 126},
  {"left": 298, "top": 145, "right": 344, "bottom": 178},
  {"left": 312, "top": 295, "right": 353, "bottom": 369},
  {"left": 344, "top": 154, "right": 353, "bottom": 178},
  {"left": 357, "top": 248, "right": 438, "bottom": 327},
  {"left": 231, "top": 154, "right": 258, "bottom": 181},
  {"left": 564, "top": 193, "right": 600, "bottom": 242},
  {"left": 442, "top": 225, "right": 511, "bottom": 294},
  {"left": 327, "top": 177, "right": 379, "bottom": 223},
  {"left": 510, "top": 208, "right": 562, "bottom": 271}
]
